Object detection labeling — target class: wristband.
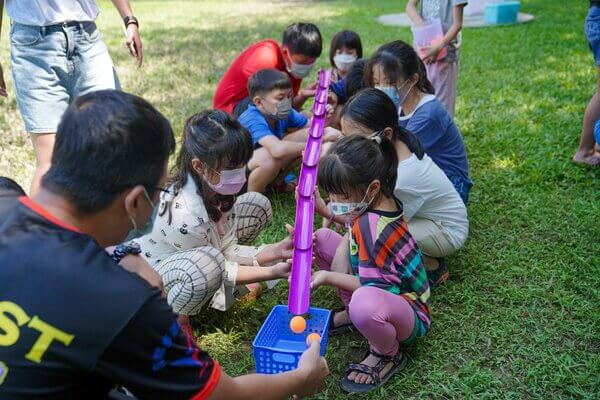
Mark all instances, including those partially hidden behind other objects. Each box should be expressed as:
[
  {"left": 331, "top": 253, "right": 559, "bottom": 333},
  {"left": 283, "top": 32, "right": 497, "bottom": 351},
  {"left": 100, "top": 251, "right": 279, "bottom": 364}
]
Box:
[{"left": 123, "top": 16, "right": 139, "bottom": 28}]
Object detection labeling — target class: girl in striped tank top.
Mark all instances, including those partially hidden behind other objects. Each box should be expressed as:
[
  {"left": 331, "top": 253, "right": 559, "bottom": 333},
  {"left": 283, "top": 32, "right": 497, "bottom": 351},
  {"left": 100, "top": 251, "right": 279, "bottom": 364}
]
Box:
[{"left": 311, "top": 135, "right": 431, "bottom": 394}]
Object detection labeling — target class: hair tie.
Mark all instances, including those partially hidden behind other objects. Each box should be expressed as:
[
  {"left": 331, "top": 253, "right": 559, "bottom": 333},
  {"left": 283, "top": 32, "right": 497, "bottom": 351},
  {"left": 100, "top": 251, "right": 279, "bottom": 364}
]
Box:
[{"left": 369, "top": 135, "right": 382, "bottom": 145}]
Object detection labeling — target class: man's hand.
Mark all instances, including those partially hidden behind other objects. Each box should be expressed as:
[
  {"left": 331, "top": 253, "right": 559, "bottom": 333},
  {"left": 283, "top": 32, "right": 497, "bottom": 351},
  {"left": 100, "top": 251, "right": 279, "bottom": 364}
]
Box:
[
  {"left": 299, "top": 81, "right": 318, "bottom": 99},
  {"left": 293, "top": 341, "right": 329, "bottom": 399},
  {"left": 125, "top": 24, "right": 143, "bottom": 67},
  {"left": 0, "top": 63, "right": 7, "bottom": 97}
]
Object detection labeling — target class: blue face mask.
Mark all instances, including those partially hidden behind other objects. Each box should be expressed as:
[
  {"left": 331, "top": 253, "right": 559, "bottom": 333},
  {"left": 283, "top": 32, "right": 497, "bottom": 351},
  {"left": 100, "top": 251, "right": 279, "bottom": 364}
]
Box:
[
  {"left": 377, "top": 86, "right": 401, "bottom": 109},
  {"left": 376, "top": 80, "right": 413, "bottom": 110}
]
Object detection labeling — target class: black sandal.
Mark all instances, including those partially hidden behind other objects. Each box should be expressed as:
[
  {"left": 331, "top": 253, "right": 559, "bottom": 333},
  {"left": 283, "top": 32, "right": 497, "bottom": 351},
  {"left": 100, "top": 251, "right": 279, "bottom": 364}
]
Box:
[
  {"left": 340, "top": 349, "right": 408, "bottom": 394},
  {"left": 427, "top": 257, "right": 449, "bottom": 289},
  {"left": 328, "top": 308, "right": 355, "bottom": 336}
]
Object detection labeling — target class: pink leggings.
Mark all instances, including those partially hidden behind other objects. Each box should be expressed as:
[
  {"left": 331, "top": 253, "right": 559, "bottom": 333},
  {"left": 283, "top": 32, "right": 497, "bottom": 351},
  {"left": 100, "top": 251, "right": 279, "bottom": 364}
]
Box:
[{"left": 314, "top": 228, "right": 418, "bottom": 356}]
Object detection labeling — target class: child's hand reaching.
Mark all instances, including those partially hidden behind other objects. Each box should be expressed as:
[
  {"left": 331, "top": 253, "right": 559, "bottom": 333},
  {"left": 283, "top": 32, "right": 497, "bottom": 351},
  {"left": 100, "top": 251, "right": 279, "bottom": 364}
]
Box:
[
  {"left": 271, "top": 259, "right": 292, "bottom": 279},
  {"left": 310, "top": 270, "right": 330, "bottom": 289},
  {"left": 323, "top": 127, "right": 342, "bottom": 142},
  {"left": 313, "top": 187, "right": 330, "bottom": 218},
  {"left": 276, "top": 224, "right": 295, "bottom": 260}
]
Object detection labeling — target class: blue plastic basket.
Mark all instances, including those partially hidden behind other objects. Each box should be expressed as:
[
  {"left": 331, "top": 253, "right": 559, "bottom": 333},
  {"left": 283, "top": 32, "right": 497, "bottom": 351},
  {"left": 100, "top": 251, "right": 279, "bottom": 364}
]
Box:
[
  {"left": 253, "top": 305, "right": 331, "bottom": 374},
  {"left": 484, "top": 1, "right": 520, "bottom": 25}
]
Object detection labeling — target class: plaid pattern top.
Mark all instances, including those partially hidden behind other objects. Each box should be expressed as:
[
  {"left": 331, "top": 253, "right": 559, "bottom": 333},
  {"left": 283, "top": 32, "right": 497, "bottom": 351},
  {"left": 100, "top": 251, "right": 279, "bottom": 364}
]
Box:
[{"left": 349, "top": 202, "right": 431, "bottom": 330}]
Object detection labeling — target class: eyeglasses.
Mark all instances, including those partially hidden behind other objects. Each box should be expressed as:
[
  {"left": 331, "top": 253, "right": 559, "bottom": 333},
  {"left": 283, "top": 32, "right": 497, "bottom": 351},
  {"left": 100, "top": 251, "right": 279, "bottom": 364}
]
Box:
[{"left": 153, "top": 187, "right": 171, "bottom": 194}]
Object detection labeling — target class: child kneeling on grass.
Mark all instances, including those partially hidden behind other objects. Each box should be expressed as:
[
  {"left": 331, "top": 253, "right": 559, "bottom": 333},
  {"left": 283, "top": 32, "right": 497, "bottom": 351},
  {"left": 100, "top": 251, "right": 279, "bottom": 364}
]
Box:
[
  {"left": 132, "top": 110, "right": 293, "bottom": 337},
  {"left": 239, "top": 68, "right": 340, "bottom": 193},
  {"left": 311, "top": 135, "right": 431, "bottom": 394}
]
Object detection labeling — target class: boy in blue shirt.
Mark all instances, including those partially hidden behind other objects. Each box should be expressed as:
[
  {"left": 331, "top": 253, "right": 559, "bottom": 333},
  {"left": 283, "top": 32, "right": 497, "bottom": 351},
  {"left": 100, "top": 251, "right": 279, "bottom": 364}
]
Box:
[{"left": 240, "top": 68, "right": 340, "bottom": 192}]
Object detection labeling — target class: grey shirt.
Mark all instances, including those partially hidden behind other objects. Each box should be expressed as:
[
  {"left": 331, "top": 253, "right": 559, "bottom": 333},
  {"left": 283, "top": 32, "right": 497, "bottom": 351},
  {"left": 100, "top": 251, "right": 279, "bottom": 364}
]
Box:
[{"left": 420, "top": 0, "right": 468, "bottom": 62}]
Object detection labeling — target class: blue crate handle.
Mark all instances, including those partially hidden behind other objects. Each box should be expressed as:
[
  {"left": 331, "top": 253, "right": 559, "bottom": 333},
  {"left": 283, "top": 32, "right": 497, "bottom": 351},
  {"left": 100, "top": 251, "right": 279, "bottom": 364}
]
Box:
[{"left": 272, "top": 353, "right": 296, "bottom": 364}]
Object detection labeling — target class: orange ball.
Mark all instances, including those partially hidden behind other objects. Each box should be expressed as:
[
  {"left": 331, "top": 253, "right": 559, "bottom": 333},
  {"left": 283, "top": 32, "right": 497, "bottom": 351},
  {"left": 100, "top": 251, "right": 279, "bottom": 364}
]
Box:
[
  {"left": 306, "top": 333, "right": 321, "bottom": 345},
  {"left": 289, "top": 316, "right": 307, "bottom": 334}
]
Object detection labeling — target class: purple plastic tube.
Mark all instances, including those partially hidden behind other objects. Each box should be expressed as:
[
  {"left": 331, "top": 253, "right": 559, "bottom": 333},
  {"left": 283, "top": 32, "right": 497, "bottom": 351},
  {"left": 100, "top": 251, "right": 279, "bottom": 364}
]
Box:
[{"left": 288, "top": 69, "right": 331, "bottom": 315}]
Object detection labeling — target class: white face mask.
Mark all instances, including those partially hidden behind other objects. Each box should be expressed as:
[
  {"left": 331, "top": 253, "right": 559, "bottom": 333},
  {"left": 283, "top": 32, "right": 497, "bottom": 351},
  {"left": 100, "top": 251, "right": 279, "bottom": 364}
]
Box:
[
  {"left": 288, "top": 60, "right": 315, "bottom": 79},
  {"left": 333, "top": 53, "right": 357, "bottom": 72},
  {"left": 329, "top": 184, "right": 376, "bottom": 227}
]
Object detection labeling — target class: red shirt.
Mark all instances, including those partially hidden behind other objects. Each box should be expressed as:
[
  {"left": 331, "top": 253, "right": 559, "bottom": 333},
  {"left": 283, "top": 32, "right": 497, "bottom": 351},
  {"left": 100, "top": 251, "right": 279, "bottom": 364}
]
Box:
[{"left": 213, "top": 40, "right": 302, "bottom": 113}]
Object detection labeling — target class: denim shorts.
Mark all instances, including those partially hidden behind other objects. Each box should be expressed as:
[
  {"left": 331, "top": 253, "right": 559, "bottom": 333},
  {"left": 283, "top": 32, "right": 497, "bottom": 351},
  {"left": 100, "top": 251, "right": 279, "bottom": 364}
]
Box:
[
  {"left": 586, "top": 6, "right": 600, "bottom": 66},
  {"left": 10, "top": 21, "right": 120, "bottom": 134},
  {"left": 448, "top": 174, "right": 473, "bottom": 205}
]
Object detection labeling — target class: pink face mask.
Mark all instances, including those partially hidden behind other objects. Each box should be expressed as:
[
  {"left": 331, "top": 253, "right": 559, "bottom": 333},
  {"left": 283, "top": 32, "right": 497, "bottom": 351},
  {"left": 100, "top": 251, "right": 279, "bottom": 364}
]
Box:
[{"left": 205, "top": 166, "right": 247, "bottom": 195}]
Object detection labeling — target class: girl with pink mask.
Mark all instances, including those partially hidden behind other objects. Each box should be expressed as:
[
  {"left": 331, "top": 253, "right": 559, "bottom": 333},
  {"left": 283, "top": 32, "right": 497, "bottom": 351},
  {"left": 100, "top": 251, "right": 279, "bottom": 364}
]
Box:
[{"left": 132, "top": 110, "right": 293, "bottom": 335}]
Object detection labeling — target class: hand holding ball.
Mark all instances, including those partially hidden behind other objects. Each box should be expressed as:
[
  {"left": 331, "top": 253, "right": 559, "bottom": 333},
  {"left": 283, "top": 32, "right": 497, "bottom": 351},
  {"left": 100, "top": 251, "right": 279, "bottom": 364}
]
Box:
[{"left": 306, "top": 333, "right": 321, "bottom": 345}]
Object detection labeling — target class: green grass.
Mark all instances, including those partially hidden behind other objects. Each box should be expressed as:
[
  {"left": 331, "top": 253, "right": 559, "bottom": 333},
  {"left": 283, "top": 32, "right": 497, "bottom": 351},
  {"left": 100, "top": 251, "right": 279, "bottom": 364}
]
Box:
[{"left": 1, "top": 0, "right": 599, "bottom": 398}]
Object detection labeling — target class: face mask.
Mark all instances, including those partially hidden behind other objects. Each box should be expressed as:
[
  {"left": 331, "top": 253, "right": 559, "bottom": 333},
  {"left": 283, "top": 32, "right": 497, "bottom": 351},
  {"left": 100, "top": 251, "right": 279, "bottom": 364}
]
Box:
[
  {"left": 263, "top": 97, "right": 292, "bottom": 120},
  {"left": 205, "top": 166, "right": 247, "bottom": 195},
  {"left": 329, "top": 185, "right": 376, "bottom": 226},
  {"left": 288, "top": 60, "right": 315, "bottom": 79},
  {"left": 126, "top": 188, "right": 156, "bottom": 235},
  {"left": 333, "top": 54, "right": 357, "bottom": 72},
  {"left": 376, "top": 80, "right": 413, "bottom": 109}
]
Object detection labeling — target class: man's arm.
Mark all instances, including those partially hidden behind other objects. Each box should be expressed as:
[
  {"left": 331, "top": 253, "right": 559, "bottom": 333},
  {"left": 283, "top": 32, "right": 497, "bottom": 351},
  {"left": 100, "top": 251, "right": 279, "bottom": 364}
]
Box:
[
  {"left": 0, "top": 0, "right": 7, "bottom": 97},
  {"left": 208, "top": 341, "right": 329, "bottom": 400},
  {"left": 293, "top": 81, "right": 317, "bottom": 110},
  {"left": 406, "top": 0, "right": 425, "bottom": 26},
  {"left": 110, "top": 0, "right": 143, "bottom": 66}
]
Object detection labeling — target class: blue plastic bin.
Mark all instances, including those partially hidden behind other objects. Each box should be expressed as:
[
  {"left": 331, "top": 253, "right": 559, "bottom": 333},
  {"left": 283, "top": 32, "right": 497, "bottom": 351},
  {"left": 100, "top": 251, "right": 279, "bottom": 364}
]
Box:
[
  {"left": 484, "top": 1, "right": 520, "bottom": 25},
  {"left": 253, "top": 305, "right": 331, "bottom": 374}
]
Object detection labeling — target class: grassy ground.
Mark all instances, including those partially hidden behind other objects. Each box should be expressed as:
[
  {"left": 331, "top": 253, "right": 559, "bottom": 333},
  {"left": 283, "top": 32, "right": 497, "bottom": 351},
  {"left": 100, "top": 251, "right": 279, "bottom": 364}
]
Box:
[{"left": 1, "top": 0, "right": 598, "bottom": 398}]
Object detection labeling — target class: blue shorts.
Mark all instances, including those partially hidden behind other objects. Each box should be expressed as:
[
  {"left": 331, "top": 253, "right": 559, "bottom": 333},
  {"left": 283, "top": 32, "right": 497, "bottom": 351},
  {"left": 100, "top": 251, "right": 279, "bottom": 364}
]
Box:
[
  {"left": 595, "top": 120, "right": 600, "bottom": 145},
  {"left": 448, "top": 174, "right": 473, "bottom": 205},
  {"left": 10, "top": 21, "right": 120, "bottom": 134},
  {"left": 586, "top": 6, "right": 600, "bottom": 66}
]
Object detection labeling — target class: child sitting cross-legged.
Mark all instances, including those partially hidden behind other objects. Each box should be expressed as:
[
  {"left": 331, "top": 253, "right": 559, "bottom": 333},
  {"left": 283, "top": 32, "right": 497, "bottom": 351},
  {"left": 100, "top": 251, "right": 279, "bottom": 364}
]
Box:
[
  {"left": 311, "top": 135, "right": 431, "bottom": 394},
  {"left": 239, "top": 68, "right": 340, "bottom": 193}
]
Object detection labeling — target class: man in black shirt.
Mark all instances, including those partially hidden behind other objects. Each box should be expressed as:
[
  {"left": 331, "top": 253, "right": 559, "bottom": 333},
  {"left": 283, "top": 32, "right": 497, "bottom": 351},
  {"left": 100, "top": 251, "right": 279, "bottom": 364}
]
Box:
[{"left": 0, "top": 90, "right": 328, "bottom": 399}]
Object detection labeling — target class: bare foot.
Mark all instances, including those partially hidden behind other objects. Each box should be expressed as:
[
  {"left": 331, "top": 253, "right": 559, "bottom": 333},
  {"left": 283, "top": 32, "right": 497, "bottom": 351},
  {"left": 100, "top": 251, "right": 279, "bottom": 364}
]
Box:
[
  {"left": 332, "top": 309, "right": 352, "bottom": 328},
  {"left": 572, "top": 150, "right": 600, "bottom": 166},
  {"left": 347, "top": 352, "right": 396, "bottom": 385},
  {"left": 422, "top": 254, "right": 440, "bottom": 272}
]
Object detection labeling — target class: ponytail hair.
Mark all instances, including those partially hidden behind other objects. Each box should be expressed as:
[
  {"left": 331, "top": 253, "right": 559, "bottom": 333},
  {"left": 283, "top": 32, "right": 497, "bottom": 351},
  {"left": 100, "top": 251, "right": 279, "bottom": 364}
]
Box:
[
  {"left": 365, "top": 40, "right": 435, "bottom": 95},
  {"left": 318, "top": 134, "right": 398, "bottom": 200},
  {"left": 170, "top": 109, "right": 253, "bottom": 222},
  {"left": 341, "top": 88, "right": 425, "bottom": 159}
]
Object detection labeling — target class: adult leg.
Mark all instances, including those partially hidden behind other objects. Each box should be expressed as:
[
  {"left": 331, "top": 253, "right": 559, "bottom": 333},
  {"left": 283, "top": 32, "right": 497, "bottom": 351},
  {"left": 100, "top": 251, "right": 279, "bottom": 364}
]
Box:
[
  {"left": 247, "top": 148, "right": 282, "bottom": 193},
  {"left": 72, "top": 22, "right": 120, "bottom": 96},
  {"left": 346, "top": 286, "right": 417, "bottom": 384},
  {"left": 10, "top": 23, "right": 71, "bottom": 195},
  {"left": 425, "top": 60, "right": 457, "bottom": 117},
  {"left": 573, "top": 67, "right": 600, "bottom": 166},
  {"left": 29, "top": 133, "right": 55, "bottom": 195},
  {"left": 154, "top": 246, "right": 226, "bottom": 316}
]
